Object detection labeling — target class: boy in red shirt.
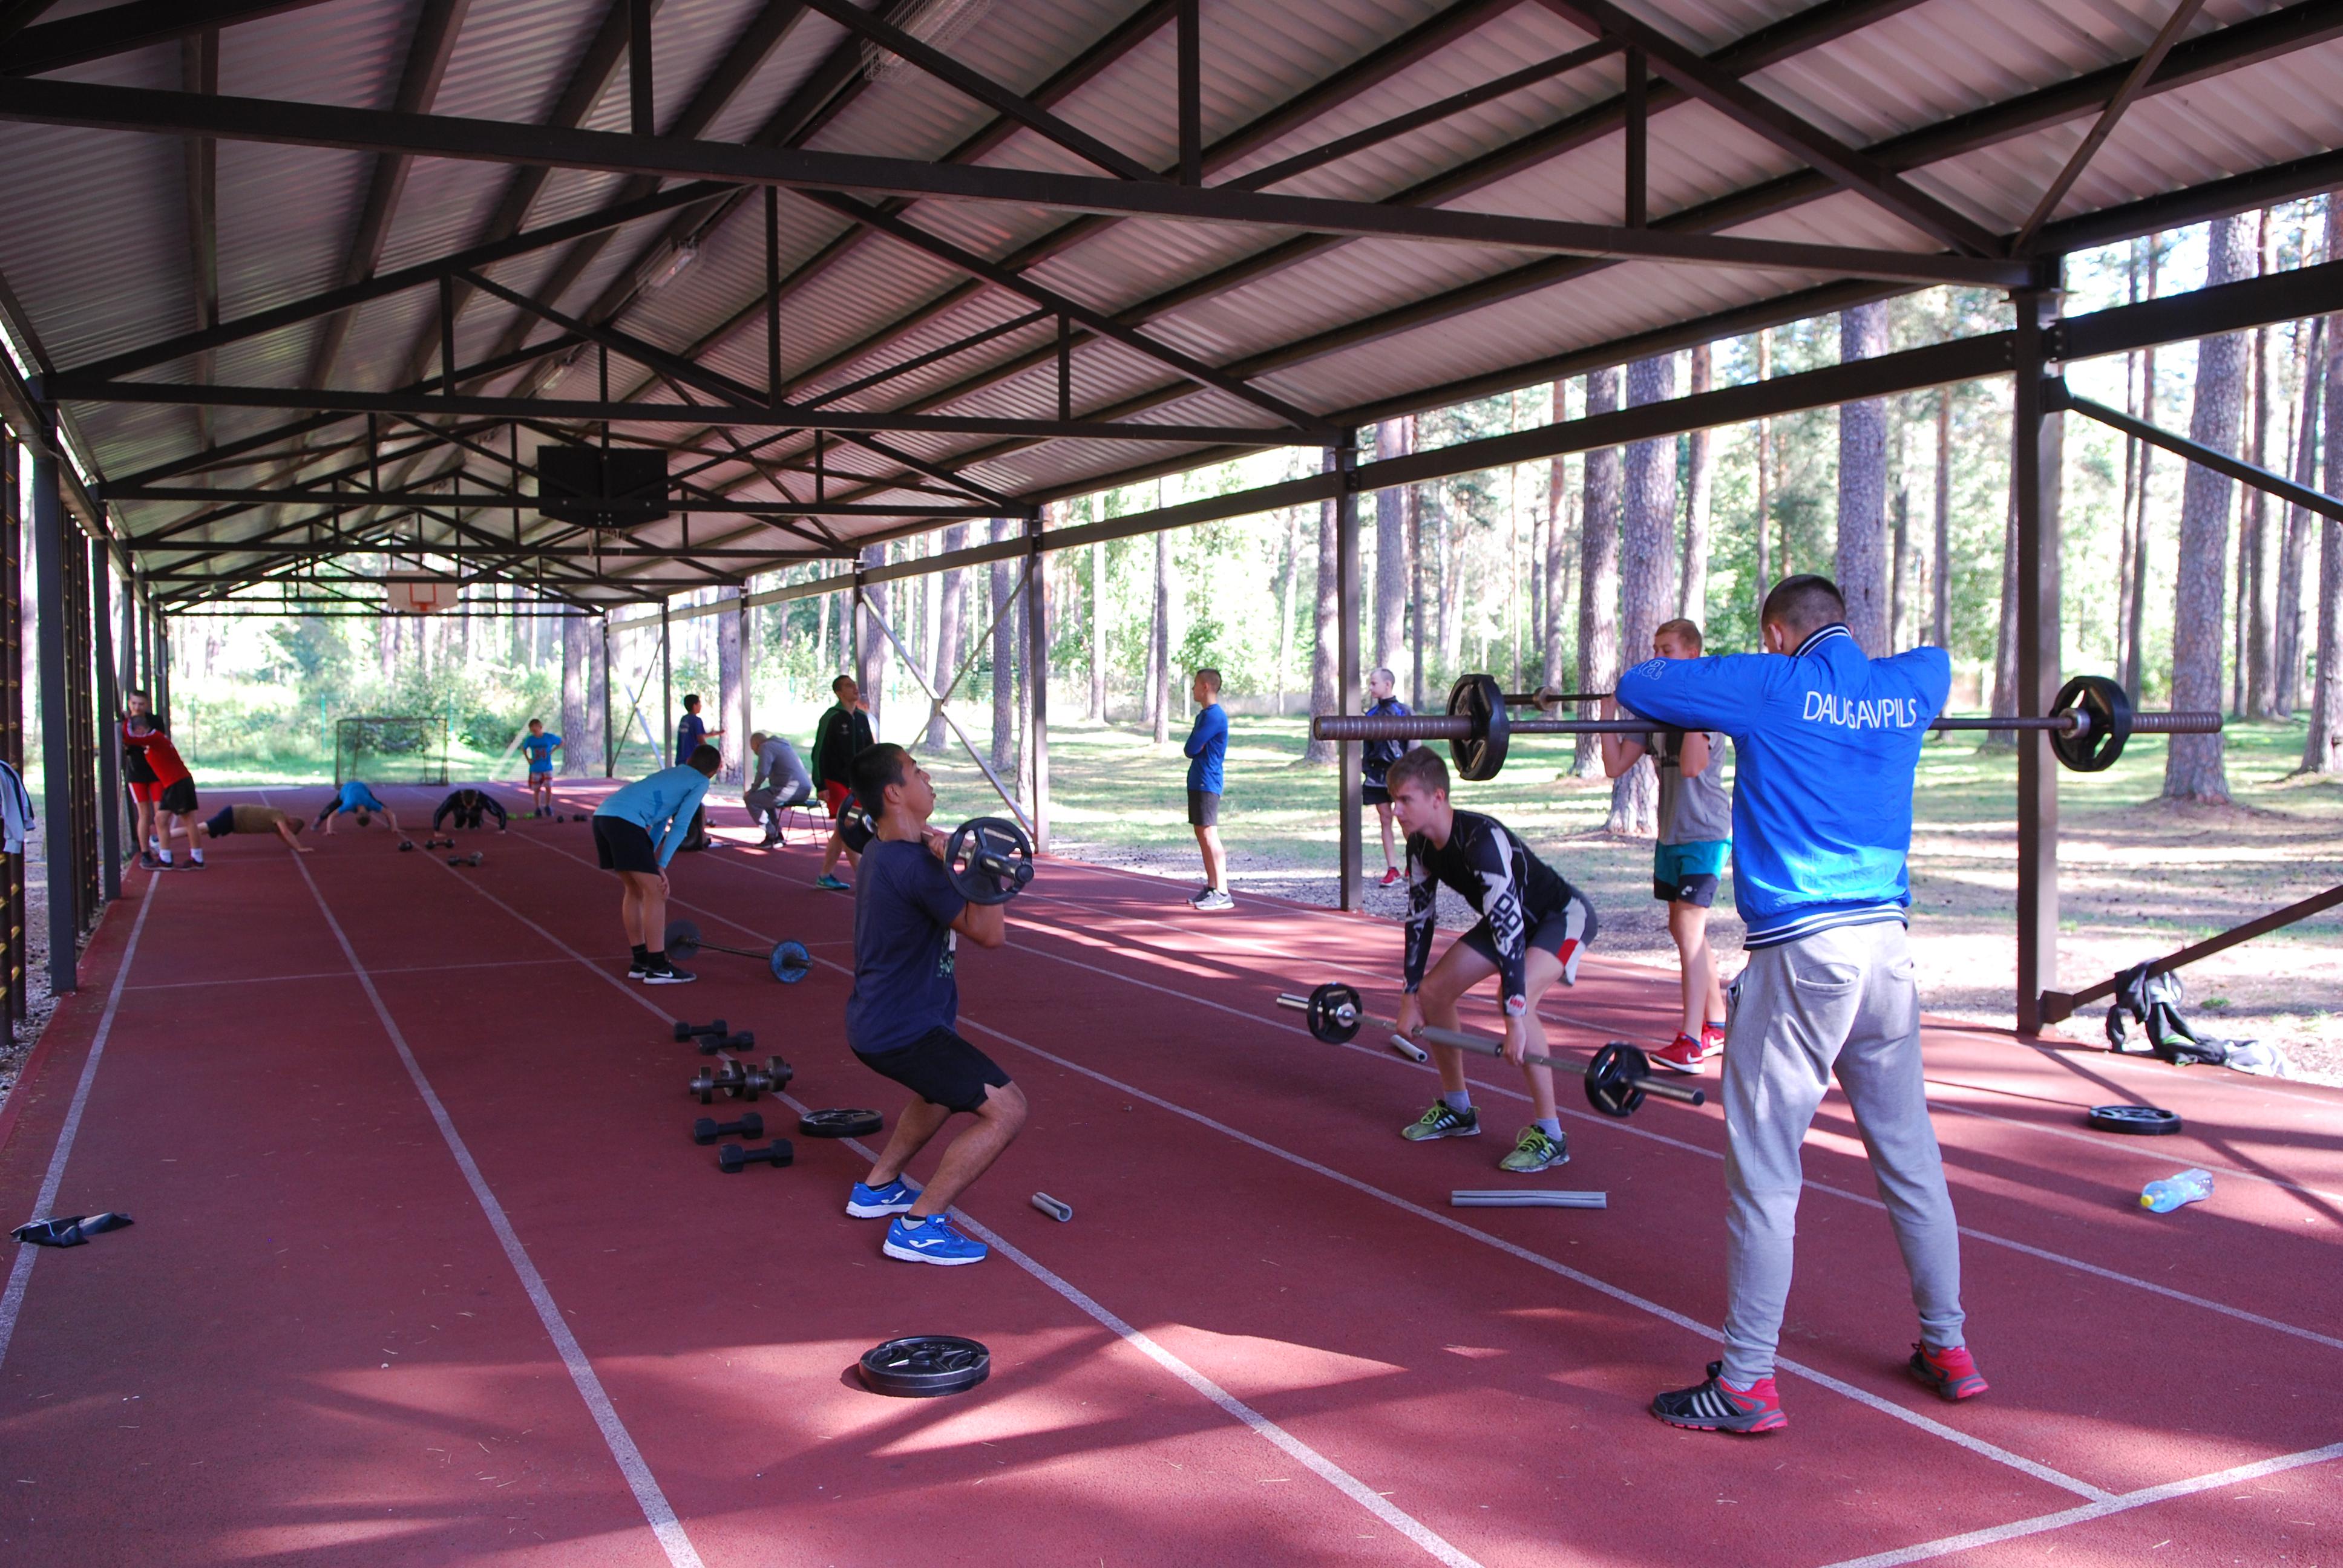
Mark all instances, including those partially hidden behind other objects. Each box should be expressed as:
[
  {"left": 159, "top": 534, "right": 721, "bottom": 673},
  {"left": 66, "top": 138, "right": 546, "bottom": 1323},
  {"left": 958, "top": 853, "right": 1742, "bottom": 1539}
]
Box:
[{"left": 120, "top": 695, "right": 204, "bottom": 868}]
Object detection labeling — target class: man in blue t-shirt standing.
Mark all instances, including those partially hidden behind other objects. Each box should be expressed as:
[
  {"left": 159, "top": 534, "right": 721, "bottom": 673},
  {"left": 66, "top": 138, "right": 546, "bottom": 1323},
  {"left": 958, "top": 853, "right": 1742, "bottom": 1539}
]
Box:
[
  {"left": 1617, "top": 575, "right": 1985, "bottom": 1436},
  {"left": 520, "top": 719, "right": 562, "bottom": 817},
  {"left": 1182, "top": 667, "right": 1231, "bottom": 911},
  {"left": 591, "top": 745, "right": 719, "bottom": 984},
  {"left": 841, "top": 743, "right": 1024, "bottom": 1267}
]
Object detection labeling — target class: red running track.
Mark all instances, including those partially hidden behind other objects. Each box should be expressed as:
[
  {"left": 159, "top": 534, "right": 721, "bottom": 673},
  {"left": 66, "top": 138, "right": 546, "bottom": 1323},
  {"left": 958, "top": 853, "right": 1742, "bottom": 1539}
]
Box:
[{"left": 0, "top": 782, "right": 2336, "bottom": 1567}]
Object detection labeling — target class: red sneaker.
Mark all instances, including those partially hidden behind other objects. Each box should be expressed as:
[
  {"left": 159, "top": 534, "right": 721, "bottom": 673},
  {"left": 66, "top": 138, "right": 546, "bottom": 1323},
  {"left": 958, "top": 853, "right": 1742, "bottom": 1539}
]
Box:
[
  {"left": 1909, "top": 1342, "right": 1988, "bottom": 1401},
  {"left": 1651, "top": 1362, "right": 1786, "bottom": 1433},
  {"left": 1378, "top": 867, "right": 1402, "bottom": 887},
  {"left": 1700, "top": 1022, "right": 1728, "bottom": 1057},
  {"left": 1648, "top": 1033, "right": 1705, "bottom": 1074}
]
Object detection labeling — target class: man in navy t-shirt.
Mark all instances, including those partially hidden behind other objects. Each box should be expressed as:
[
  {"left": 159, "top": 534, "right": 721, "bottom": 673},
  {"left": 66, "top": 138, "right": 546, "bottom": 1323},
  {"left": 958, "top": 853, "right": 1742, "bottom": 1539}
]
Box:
[
  {"left": 841, "top": 742, "right": 1025, "bottom": 1267},
  {"left": 672, "top": 694, "right": 724, "bottom": 851},
  {"left": 1182, "top": 667, "right": 1231, "bottom": 911}
]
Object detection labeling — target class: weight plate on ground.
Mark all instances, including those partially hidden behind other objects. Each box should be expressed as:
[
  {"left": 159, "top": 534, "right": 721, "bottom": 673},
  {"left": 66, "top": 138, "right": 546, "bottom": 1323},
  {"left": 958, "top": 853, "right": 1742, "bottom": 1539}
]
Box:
[
  {"left": 1305, "top": 982, "right": 1362, "bottom": 1045},
  {"left": 945, "top": 817, "right": 1034, "bottom": 906},
  {"left": 798, "top": 1108, "right": 883, "bottom": 1139},
  {"left": 770, "top": 939, "right": 811, "bottom": 984},
  {"left": 2050, "top": 675, "right": 2132, "bottom": 773},
  {"left": 1447, "top": 673, "right": 1510, "bottom": 782},
  {"left": 857, "top": 1334, "right": 990, "bottom": 1398},
  {"left": 665, "top": 919, "right": 703, "bottom": 963},
  {"left": 1584, "top": 1041, "right": 1649, "bottom": 1119},
  {"left": 2086, "top": 1103, "right": 2181, "bottom": 1135}
]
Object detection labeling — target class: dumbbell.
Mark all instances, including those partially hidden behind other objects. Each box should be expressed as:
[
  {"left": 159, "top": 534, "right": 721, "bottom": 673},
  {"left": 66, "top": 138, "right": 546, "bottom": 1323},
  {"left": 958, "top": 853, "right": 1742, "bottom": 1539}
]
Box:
[
  {"left": 692, "top": 1111, "right": 764, "bottom": 1146},
  {"left": 687, "top": 1057, "right": 788, "bottom": 1103},
  {"left": 444, "top": 853, "right": 484, "bottom": 867},
  {"left": 397, "top": 839, "right": 416, "bottom": 852},
  {"left": 673, "top": 1018, "right": 729, "bottom": 1044},
  {"left": 717, "top": 1140, "right": 793, "bottom": 1174},
  {"left": 424, "top": 836, "right": 455, "bottom": 850},
  {"left": 693, "top": 1028, "right": 756, "bottom": 1057}
]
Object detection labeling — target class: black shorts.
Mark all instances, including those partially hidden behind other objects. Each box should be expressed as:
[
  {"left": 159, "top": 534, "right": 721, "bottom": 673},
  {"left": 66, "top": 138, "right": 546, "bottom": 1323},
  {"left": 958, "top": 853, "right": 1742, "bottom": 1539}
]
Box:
[
  {"left": 592, "top": 814, "right": 660, "bottom": 874},
  {"left": 1362, "top": 782, "right": 1391, "bottom": 807},
  {"left": 204, "top": 806, "right": 237, "bottom": 838},
  {"left": 157, "top": 777, "right": 198, "bottom": 815},
  {"left": 1187, "top": 789, "right": 1221, "bottom": 828},
  {"left": 856, "top": 1025, "right": 1011, "bottom": 1114},
  {"left": 1457, "top": 893, "right": 1600, "bottom": 969}
]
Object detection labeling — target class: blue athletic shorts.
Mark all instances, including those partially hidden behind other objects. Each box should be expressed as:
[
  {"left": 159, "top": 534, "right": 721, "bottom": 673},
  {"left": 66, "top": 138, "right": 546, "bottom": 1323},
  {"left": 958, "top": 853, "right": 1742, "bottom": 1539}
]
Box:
[{"left": 1653, "top": 839, "right": 1730, "bottom": 907}]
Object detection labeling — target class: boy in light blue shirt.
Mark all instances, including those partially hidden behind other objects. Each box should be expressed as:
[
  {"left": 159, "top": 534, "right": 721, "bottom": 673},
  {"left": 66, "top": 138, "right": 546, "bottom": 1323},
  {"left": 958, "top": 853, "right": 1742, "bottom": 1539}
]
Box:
[
  {"left": 313, "top": 779, "right": 405, "bottom": 843},
  {"left": 1182, "top": 667, "right": 1231, "bottom": 911},
  {"left": 520, "top": 719, "right": 562, "bottom": 817},
  {"left": 591, "top": 745, "right": 719, "bottom": 984}
]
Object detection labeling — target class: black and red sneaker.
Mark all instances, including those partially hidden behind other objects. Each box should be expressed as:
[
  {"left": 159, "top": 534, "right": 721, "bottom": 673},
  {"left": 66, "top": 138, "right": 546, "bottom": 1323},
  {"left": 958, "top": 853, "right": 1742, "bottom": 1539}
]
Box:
[
  {"left": 1651, "top": 1362, "right": 1786, "bottom": 1434},
  {"left": 1908, "top": 1342, "right": 1988, "bottom": 1401}
]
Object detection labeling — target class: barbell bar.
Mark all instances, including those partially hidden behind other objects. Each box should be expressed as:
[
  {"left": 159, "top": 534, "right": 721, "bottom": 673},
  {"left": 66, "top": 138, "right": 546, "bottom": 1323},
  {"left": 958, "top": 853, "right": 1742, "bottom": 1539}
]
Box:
[
  {"left": 1274, "top": 984, "right": 1704, "bottom": 1119},
  {"left": 1316, "top": 673, "right": 2220, "bottom": 782}
]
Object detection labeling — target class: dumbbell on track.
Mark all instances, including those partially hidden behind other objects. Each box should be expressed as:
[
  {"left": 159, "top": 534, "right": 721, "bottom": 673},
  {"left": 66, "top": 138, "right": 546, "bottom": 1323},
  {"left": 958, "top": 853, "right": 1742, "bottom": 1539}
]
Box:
[
  {"left": 424, "top": 836, "right": 456, "bottom": 850},
  {"left": 1276, "top": 983, "right": 1704, "bottom": 1119},
  {"left": 663, "top": 920, "right": 811, "bottom": 984},
  {"left": 692, "top": 1029, "right": 757, "bottom": 1057},
  {"left": 686, "top": 1055, "right": 794, "bottom": 1104},
  {"left": 444, "top": 852, "right": 484, "bottom": 867},
  {"left": 718, "top": 1140, "right": 793, "bottom": 1173},
  {"left": 1313, "top": 672, "right": 2224, "bottom": 782},
  {"left": 673, "top": 1018, "right": 729, "bottom": 1044},
  {"left": 693, "top": 1111, "right": 764, "bottom": 1146}
]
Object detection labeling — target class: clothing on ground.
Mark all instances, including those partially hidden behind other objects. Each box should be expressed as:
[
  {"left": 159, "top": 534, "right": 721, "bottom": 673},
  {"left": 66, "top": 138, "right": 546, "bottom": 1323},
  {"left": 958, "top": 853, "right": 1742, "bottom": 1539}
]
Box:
[
  {"left": 1183, "top": 702, "right": 1228, "bottom": 794},
  {"left": 811, "top": 703, "right": 875, "bottom": 787},
  {"left": 594, "top": 765, "right": 712, "bottom": 867},
  {"left": 1719, "top": 920, "right": 1964, "bottom": 1385},
  {"left": 845, "top": 837, "right": 969, "bottom": 1058},
  {"left": 1404, "top": 808, "right": 1582, "bottom": 1016},
  {"left": 520, "top": 732, "right": 562, "bottom": 774},
  {"left": 1614, "top": 624, "right": 1948, "bottom": 949}
]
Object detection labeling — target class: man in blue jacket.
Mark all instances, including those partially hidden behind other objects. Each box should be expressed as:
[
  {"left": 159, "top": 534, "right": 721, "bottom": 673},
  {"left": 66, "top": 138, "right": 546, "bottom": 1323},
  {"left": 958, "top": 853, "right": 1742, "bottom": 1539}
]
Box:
[
  {"left": 592, "top": 744, "right": 720, "bottom": 984},
  {"left": 1616, "top": 575, "right": 1986, "bottom": 1435},
  {"left": 1183, "top": 667, "right": 1232, "bottom": 911}
]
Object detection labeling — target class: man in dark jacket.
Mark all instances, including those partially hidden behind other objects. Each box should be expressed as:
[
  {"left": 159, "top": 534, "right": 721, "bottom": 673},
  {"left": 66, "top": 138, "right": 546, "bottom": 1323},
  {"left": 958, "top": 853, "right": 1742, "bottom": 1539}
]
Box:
[
  {"left": 812, "top": 674, "right": 876, "bottom": 890},
  {"left": 1362, "top": 667, "right": 1410, "bottom": 887}
]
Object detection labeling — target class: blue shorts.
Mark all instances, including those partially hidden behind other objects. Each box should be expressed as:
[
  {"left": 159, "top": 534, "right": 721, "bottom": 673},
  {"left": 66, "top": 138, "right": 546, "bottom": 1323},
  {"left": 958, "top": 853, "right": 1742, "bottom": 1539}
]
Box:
[{"left": 1654, "top": 839, "right": 1730, "bottom": 907}]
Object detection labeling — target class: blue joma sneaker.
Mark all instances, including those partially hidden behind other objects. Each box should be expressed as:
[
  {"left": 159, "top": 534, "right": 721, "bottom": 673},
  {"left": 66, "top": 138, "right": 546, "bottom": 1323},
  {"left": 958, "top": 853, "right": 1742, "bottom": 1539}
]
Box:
[
  {"left": 847, "top": 1176, "right": 922, "bottom": 1219},
  {"left": 882, "top": 1213, "right": 987, "bottom": 1266}
]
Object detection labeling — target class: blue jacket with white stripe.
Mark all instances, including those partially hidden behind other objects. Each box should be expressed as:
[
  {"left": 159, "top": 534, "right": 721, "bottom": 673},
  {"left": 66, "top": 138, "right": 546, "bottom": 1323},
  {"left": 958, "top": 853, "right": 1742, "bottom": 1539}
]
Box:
[{"left": 1613, "top": 624, "right": 1948, "bottom": 949}]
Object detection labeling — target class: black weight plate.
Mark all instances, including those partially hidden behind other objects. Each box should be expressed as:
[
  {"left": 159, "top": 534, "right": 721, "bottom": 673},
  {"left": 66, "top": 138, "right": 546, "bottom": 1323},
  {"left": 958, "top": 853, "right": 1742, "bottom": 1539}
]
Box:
[
  {"left": 2050, "top": 675, "right": 2132, "bottom": 773},
  {"left": 2086, "top": 1103, "right": 2181, "bottom": 1135},
  {"left": 1305, "top": 982, "right": 1362, "bottom": 1044},
  {"left": 1446, "top": 673, "right": 1510, "bottom": 782},
  {"left": 840, "top": 808, "right": 876, "bottom": 855},
  {"left": 945, "top": 817, "right": 1034, "bottom": 906},
  {"left": 858, "top": 1334, "right": 991, "bottom": 1398},
  {"left": 799, "top": 1108, "right": 883, "bottom": 1139},
  {"left": 1584, "top": 1041, "right": 1648, "bottom": 1119},
  {"left": 763, "top": 1056, "right": 794, "bottom": 1090},
  {"left": 770, "top": 939, "right": 811, "bottom": 984},
  {"left": 664, "top": 920, "right": 703, "bottom": 962}
]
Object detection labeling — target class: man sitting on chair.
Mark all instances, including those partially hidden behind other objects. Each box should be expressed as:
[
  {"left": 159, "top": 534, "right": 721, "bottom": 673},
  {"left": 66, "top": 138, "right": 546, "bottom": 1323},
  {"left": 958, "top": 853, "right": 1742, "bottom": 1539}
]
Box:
[{"left": 743, "top": 731, "right": 814, "bottom": 847}]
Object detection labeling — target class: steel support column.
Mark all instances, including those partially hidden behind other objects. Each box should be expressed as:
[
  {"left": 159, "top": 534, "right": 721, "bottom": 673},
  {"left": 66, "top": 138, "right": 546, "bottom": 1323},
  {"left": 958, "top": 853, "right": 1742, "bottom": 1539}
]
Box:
[
  {"left": 92, "top": 536, "right": 120, "bottom": 900},
  {"left": 2012, "top": 267, "right": 2064, "bottom": 1034},
  {"left": 1024, "top": 514, "right": 1049, "bottom": 854},
  {"left": 1334, "top": 432, "right": 1363, "bottom": 911},
  {"left": 31, "top": 418, "right": 77, "bottom": 992},
  {"left": 601, "top": 615, "right": 615, "bottom": 776},
  {"left": 660, "top": 595, "right": 672, "bottom": 767}
]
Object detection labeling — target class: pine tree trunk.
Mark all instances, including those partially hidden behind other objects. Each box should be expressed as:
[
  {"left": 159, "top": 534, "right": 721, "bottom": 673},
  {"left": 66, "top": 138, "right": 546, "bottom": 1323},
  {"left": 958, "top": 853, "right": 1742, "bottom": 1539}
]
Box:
[
  {"left": 925, "top": 525, "right": 965, "bottom": 750},
  {"left": 1305, "top": 467, "right": 1338, "bottom": 763},
  {"left": 2166, "top": 211, "right": 2255, "bottom": 802},
  {"left": 1613, "top": 355, "right": 1675, "bottom": 832},
  {"left": 1680, "top": 344, "right": 1714, "bottom": 623},
  {"left": 1932, "top": 390, "right": 1951, "bottom": 647},
  {"left": 1987, "top": 483, "right": 2018, "bottom": 746},
  {"left": 2248, "top": 215, "right": 2277, "bottom": 716},
  {"left": 1151, "top": 526, "right": 1172, "bottom": 746},
  {"left": 1890, "top": 483, "right": 1911, "bottom": 650},
  {"left": 1837, "top": 302, "right": 1892, "bottom": 653},
  {"left": 1435, "top": 486, "right": 1462, "bottom": 678},
  {"left": 991, "top": 520, "right": 1018, "bottom": 769},
  {"left": 718, "top": 587, "right": 744, "bottom": 783},
  {"left": 560, "top": 615, "right": 588, "bottom": 775},
  {"left": 1273, "top": 514, "right": 1296, "bottom": 716},
  {"left": 2306, "top": 195, "right": 2343, "bottom": 773},
  {"left": 1544, "top": 379, "right": 1570, "bottom": 684},
  {"left": 1374, "top": 417, "right": 1410, "bottom": 676},
  {"left": 1755, "top": 332, "right": 1773, "bottom": 626},
  {"left": 2129, "top": 324, "right": 2158, "bottom": 697},
  {"left": 1409, "top": 486, "right": 1429, "bottom": 710},
  {"left": 859, "top": 543, "right": 886, "bottom": 736},
  {"left": 2278, "top": 318, "right": 2323, "bottom": 716},
  {"left": 1576, "top": 367, "right": 1622, "bottom": 777}
]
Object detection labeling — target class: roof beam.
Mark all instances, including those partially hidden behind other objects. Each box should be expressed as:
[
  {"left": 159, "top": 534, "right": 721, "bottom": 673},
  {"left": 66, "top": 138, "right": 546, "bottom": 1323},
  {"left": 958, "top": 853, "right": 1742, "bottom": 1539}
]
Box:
[
  {"left": 2, "top": 0, "right": 336, "bottom": 76},
  {"left": 0, "top": 79, "right": 2030, "bottom": 287},
  {"left": 109, "top": 485, "right": 998, "bottom": 520}
]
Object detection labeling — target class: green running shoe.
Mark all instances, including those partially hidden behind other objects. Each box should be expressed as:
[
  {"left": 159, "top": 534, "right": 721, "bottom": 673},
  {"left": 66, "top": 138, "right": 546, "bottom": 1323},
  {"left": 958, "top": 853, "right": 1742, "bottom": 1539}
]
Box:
[
  {"left": 1400, "top": 1101, "right": 1481, "bottom": 1141},
  {"left": 1499, "top": 1125, "right": 1570, "bottom": 1172}
]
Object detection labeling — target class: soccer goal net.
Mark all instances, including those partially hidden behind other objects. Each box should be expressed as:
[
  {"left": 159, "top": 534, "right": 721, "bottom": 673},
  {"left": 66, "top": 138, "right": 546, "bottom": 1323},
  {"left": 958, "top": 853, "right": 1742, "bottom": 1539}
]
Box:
[{"left": 335, "top": 716, "right": 449, "bottom": 788}]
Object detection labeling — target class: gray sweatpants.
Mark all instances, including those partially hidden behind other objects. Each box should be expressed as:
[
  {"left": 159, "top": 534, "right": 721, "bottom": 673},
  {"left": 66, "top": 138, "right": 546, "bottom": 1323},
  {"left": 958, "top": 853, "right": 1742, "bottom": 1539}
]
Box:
[{"left": 1720, "top": 920, "right": 1965, "bottom": 1387}]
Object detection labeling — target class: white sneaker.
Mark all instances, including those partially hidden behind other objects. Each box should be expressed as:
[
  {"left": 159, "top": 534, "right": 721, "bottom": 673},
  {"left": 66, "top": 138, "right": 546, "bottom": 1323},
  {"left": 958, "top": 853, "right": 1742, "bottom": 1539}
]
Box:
[{"left": 1191, "top": 889, "right": 1234, "bottom": 912}]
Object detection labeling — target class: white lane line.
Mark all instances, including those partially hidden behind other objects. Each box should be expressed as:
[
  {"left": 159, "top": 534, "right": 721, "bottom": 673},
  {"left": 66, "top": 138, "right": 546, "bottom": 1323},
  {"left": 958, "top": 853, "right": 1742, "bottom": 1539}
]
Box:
[
  {"left": 289, "top": 856, "right": 705, "bottom": 1568},
  {"left": 0, "top": 874, "right": 159, "bottom": 1372},
  {"left": 124, "top": 957, "right": 578, "bottom": 991},
  {"left": 1815, "top": 1440, "right": 2343, "bottom": 1568},
  {"left": 452, "top": 840, "right": 1486, "bottom": 1568},
  {"left": 995, "top": 909, "right": 2343, "bottom": 1355},
  {"left": 519, "top": 838, "right": 2106, "bottom": 1504}
]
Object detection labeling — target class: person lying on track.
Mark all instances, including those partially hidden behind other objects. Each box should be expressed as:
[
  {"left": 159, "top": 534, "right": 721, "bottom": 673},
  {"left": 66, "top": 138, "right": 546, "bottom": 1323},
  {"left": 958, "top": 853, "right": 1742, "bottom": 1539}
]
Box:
[
  {"left": 431, "top": 787, "right": 509, "bottom": 834},
  {"left": 120, "top": 699, "right": 205, "bottom": 868},
  {"left": 1388, "top": 745, "right": 1599, "bottom": 1175},
  {"left": 1617, "top": 573, "right": 1985, "bottom": 1436},
  {"left": 198, "top": 802, "right": 309, "bottom": 854},
  {"left": 841, "top": 742, "right": 1024, "bottom": 1268},
  {"left": 742, "top": 730, "right": 814, "bottom": 847},
  {"left": 592, "top": 743, "right": 719, "bottom": 985},
  {"left": 313, "top": 779, "right": 403, "bottom": 839}
]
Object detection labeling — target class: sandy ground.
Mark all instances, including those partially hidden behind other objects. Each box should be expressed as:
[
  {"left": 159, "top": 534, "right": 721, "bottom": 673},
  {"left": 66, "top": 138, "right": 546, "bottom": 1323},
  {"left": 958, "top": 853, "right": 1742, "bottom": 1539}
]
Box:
[{"left": 1052, "top": 773, "right": 2343, "bottom": 1090}]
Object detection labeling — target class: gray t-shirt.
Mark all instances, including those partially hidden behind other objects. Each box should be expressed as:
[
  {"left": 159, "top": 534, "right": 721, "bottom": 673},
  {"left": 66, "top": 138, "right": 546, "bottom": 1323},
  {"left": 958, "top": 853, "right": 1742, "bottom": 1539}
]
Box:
[
  {"left": 752, "top": 737, "right": 810, "bottom": 795},
  {"left": 1633, "top": 711, "right": 1731, "bottom": 845}
]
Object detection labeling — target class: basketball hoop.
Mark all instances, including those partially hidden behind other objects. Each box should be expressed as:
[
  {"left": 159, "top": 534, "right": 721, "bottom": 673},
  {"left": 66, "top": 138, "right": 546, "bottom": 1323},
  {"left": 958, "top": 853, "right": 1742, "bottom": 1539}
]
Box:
[{"left": 385, "top": 577, "right": 459, "bottom": 615}]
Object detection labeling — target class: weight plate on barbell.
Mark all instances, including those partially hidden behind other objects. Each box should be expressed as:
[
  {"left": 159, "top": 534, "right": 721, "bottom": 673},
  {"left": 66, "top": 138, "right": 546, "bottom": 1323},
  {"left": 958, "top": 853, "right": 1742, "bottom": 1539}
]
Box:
[
  {"left": 770, "top": 939, "right": 811, "bottom": 984},
  {"left": 1447, "top": 673, "right": 1510, "bottom": 782},
  {"left": 2086, "top": 1103, "right": 2181, "bottom": 1135},
  {"left": 2051, "top": 674, "right": 2132, "bottom": 773},
  {"left": 1584, "top": 1041, "right": 1649, "bottom": 1119},
  {"left": 1305, "top": 982, "right": 1363, "bottom": 1045},
  {"left": 664, "top": 919, "right": 703, "bottom": 963},
  {"left": 840, "top": 807, "right": 876, "bottom": 855},
  {"left": 857, "top": 1334, "right": 991, "bottom": 1398},
  {"left": 945, "top": 817, "right": 1035, "bottom": 906},
  {"left": 798, "top": 1108, "right": 883, "bottom": 1139}
]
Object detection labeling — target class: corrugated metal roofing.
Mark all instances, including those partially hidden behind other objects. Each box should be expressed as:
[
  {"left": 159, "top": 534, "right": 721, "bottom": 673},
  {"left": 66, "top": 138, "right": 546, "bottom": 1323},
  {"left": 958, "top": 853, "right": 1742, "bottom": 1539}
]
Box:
[{"left": 0, "top": 0, "right": 2333, "bottom": 609}]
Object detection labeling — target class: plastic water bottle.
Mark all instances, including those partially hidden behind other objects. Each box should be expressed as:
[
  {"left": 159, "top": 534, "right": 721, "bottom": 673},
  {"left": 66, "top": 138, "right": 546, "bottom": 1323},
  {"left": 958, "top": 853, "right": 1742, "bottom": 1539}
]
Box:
[{"left": 2140, "top": 1169, "right": 2214, "bottom": 1213}]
